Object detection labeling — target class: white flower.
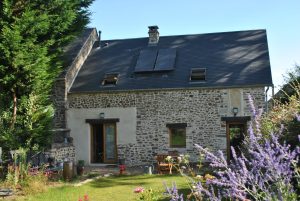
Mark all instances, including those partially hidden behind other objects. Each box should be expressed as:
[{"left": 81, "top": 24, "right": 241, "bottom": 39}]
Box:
[
  {"left": 196, "top": 175, "right": 203, "bottom": 180},
  {"left": 177, "top": 156, "right": 182, "bottom": 163}
]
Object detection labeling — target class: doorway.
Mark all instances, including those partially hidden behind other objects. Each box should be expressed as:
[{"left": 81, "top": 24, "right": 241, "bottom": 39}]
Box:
[
  {"left": 226, "top": 122, "right": 246, "bottom": 161},
  {"left": 90, "top": 123, "right": 117, "bottom": 164}
]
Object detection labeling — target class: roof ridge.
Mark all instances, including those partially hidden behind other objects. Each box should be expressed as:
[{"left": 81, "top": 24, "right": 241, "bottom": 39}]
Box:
[{"left": 100, "top": 29, "right": 266, "bottom": 42}]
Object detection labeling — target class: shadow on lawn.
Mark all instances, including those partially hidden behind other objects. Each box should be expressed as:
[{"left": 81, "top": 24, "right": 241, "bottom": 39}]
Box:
[
  {"left": 89, "top": 174, "right": 178, "bottom": 188},
  {"left": 88, "top": 174, "right": 191, "bottom": 200}
]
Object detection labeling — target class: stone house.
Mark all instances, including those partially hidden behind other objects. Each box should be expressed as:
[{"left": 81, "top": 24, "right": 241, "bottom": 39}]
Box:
[{"left": 52, "top": 26, "right": 273, "bottom": 166}]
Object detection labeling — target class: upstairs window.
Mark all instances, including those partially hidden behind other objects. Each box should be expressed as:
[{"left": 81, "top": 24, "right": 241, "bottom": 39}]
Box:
[
  {"left": 190, "top": 68, "right": 206, "bottom": 82},
  {"left": 166, "top": 123, "right": 187, "bottom": 148},
  {"left": 102, "top": 73, "right": 119, "bottom": 86}
]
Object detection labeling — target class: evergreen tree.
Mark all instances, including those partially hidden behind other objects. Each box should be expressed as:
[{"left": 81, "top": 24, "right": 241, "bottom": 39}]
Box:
[{"left": 0, "top": 0, "right": 94, "bottom": 151}]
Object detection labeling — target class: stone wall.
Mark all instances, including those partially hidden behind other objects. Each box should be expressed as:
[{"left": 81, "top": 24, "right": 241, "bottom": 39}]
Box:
[
  {"left": 67, "top": 87, "right": 265, "bottom": 166},
  {"left": 49, "top": 143, "right": 76, "bottom": 163},
  {"left": 52, "top": 79, "right": 67, "bottom": 130},
  {"left": 52, "top": 29, "right": 98, "bottom": 142}
]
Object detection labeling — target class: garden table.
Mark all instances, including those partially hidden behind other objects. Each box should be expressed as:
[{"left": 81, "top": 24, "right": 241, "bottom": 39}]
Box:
[{"left": 155, "top": 153, "right": 178, "bottom": 174}]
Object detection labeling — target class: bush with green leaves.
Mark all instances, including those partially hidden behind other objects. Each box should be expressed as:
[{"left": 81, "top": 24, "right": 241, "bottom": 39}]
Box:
[
  {"left": 165, "top": 95, "right": 300, "bottom": 201},
  {"left": 261, "top": 71, "right": 300, "bottom": 148},
  {"left": 3, "top": 148, "right": 49, "bottom": 195},
  {"left": 0, "top": 0, "right": 94, "bottom": 153},
  {"left": 135, "top": 187, "right": 161, "bottom": 201}
]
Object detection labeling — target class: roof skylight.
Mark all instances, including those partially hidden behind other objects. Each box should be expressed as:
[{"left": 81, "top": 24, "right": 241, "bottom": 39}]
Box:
[
  {"left": 102, "top": 73, "right": 119, "bottom": 86},
  {"left": 190, "top": 68, "right": 206, "bottom": 82}
]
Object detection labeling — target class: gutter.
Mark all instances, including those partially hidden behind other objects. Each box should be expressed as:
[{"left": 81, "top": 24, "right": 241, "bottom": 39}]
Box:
[
  {"left": 265, "top": 86, "right": 269, "bottom": 113},
  {"left": 68, "top": 84, "right": 274, "bottom": 95}
]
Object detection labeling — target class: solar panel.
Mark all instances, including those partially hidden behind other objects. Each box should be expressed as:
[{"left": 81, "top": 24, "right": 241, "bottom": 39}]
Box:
[
  {"left": 134, "top": 49, "right": 157, "bottom": 72},
  {"left": 154, "top": 48, "right": 176, "bottom": 71}
]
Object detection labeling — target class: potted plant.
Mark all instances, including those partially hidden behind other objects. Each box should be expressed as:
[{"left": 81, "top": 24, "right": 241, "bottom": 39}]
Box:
[{"left": 77, "top": 160, "right": 85, "bottom": 176}]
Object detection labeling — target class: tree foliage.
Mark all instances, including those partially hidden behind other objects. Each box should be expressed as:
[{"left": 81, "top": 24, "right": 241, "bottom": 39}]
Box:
[
  {"left": 273, "top": 64, "right": 300, "bottom": 103},
  {"left": 0, "top": 0, "right": 94, "bottom": 152},
  {"left": 261, "top": 64, "right": 300, "bottom": 148}
]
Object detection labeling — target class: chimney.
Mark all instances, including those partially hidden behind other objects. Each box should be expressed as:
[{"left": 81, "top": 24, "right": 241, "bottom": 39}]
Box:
[
  {"left": 148, "top": 25, "right": 159, "bottom": 46},
  {"left": 98, "top": 30, "right": 101, "bottom": 48}
]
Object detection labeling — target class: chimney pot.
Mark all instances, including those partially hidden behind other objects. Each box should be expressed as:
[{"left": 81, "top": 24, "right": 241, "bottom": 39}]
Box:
[
  {"left": 148, "top": 25, "right": 159, "bottom": 46},
  {"left": 98, "top": 30, "right": 102, "bottom": 47}
]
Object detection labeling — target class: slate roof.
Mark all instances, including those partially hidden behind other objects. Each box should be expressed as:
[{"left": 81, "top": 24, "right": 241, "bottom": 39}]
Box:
[
  {"left": 70, "top": 29, "right": 273, "bottom": 93},
  {"left": 61, "top": 28, "right": 95, "bottom": 77}
]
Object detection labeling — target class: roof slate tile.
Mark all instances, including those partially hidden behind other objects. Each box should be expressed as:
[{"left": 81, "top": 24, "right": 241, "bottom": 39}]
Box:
[{"left": 70, "top": 29, "right": 273, "bottom": 92}]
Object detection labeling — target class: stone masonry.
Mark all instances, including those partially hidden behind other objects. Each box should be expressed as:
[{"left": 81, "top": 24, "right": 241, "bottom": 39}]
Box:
[
  {"left": 52, "top": 28, "right": 98, "bottom": 142},
  {"left": 67, "top": 87, "right": 265, "bottom": 166},
  {"left": 49, "top": 143, "right": 76, "bottom": 163},
  {"left": 51, "top": 29, "right": 98, "bottom": 162}
]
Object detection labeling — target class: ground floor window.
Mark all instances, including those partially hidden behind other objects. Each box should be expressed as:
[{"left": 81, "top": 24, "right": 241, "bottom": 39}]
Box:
[{"left": 167, "top": 123, "right": 187, "bottom": 148}]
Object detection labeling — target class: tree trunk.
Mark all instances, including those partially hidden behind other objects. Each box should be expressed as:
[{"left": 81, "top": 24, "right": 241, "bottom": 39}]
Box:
[{"left": 10, "top": 89, "right": 17, "bottom": 129}]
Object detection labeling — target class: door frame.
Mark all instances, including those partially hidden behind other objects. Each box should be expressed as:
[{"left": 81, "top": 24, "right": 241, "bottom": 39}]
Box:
[{"left": 90, "top": 124, "right": 94, "bottom": 163}]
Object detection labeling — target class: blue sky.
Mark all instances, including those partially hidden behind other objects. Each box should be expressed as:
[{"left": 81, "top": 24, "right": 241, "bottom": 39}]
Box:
[{"left": 88, "top": 0, "right": 300, "bottom": 92}]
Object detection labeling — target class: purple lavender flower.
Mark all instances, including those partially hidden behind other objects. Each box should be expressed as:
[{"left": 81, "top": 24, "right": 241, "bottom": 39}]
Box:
[
  {"left": 165, "top": 95, "right": 300, "bottom": 201},
  {"left": 164, "top": 182, "right": 184, "bottom": 201}
]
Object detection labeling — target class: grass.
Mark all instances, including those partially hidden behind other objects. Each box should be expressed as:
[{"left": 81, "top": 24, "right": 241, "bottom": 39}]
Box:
[{"left": 16, "top": 174, "right": 189, "bottom": 201}]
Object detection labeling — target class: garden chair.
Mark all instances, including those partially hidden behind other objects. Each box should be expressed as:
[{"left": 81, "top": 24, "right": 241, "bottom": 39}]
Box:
[
  {"left": 155, "top": 154, "right": 172, "bottom": 174},
  {"left": 168, "top": 150, "right": 179, "bottom": 157}
]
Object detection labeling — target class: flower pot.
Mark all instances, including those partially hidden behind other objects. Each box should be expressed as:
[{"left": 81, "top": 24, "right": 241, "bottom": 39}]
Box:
[
  {"left": 77, "top": 160, "right": 85, "bottom": 176},
  {"left": 77, "top": 165, "right": 84, "bottom": 176},
  {"left": 63, "top": 161, "right": 73, "bottom": 181}
]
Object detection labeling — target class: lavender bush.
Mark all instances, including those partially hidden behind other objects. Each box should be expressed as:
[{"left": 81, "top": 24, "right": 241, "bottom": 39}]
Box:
[
  {"left": 165, "top": 95, "right": 300, "bottom": 201},
  {"left": 164, "top": 182, "right": 184, "bottom": 201}
]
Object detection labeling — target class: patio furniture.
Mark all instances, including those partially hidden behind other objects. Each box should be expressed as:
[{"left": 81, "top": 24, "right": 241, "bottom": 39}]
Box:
[
  {"left": 155, "top": 151, "right": 180, "bottom": 174},
  {"left": 155, "top": 154, "right": 172, "bottom": 174},
  {"left": 168, "top": 150, "right": 179, "bottom": 157}
]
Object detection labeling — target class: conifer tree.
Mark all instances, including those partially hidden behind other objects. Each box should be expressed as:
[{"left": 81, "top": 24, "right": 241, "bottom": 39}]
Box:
[{"left": 0, "top": 0, "right": 94, "bottom": 151}]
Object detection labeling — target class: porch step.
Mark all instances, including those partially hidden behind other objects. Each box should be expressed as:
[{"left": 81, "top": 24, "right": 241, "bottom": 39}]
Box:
[{"left": 104, "top": 164, "right": 118, "bottom": 168}]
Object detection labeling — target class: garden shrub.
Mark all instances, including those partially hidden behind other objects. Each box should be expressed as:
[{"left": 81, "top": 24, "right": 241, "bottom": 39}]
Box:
[
  {"left": 21, "top": 170, "right": 48, "bottom": 195},
  {"left": 5, "top": 148, "right": 29, "bottom": 187},
  {"left": 165, "top": 95, "right": 300, "bottom": 201},
  {"left": 261, "top": 87, "right": 300, "bottom": 149},
  {"left": 261, "top": 66, "right": 300, "bottom": 149},
  {"left": 4, "top": 148, "right": 49, "bottom": 195},
  {"left": 135, "top": 187, "right": 161, "bottom": 201}
]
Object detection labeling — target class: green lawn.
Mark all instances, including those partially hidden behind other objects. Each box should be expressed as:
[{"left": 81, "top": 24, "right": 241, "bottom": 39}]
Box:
[{"left": 17, "top": 174, "right": 189, "bottom": 201}]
